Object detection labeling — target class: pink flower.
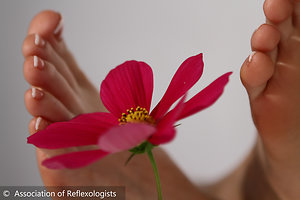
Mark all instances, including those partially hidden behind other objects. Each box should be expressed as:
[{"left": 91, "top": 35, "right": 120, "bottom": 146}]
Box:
[{"left": 27, "top": 53, "right": 232, "bottom": 169}]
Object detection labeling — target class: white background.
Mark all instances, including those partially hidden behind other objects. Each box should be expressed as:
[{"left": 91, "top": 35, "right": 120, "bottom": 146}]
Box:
[{"left": 0, "top": 0, "right": 263, "bottom": 185}]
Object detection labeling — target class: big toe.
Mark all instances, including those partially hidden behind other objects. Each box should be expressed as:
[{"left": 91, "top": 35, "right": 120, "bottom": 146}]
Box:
[
  {"left": 241, "top": 23, "right": 280, "bottom": 101},
  {"left": 26, "top": 10, "right": 87, "bottom": 84},
  {"left": 28, "top": 10, "right": 63, "bottom": 42},
  {"left": 240, "top": 51, "right": 274, "bottom": 100}
]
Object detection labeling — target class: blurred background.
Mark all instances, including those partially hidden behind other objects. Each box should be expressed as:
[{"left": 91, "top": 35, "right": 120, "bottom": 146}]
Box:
[{"left": 0, "top": 0, "right": 264, "bottom": 185}]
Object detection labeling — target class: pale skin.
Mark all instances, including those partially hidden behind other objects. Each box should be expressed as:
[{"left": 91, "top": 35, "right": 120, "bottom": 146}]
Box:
[{"left": 23, "top": 0, "right": 300, "bottom": 199}]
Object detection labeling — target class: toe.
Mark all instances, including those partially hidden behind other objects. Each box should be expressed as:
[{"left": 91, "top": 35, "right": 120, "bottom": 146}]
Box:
[
  {"left": 28, "top": 10, "right": 63, "bottom": 43},
  {"left": 28, "top": 117, "right": 51, "bottom": 135},
  {"left": 25, "top": 88, "right": 74, "bottom": 122},
  {"left": 251, "top": 24, "right": 280, "bottom": 52},
  {"left": 23, "top": 56, "right": 84, "bottom": 114},
  {"left": 23, "top": 34, "right": 77, "bottom": 88},
  {"left": 264, "top": 0, "right": 292, "bottom": 23},
  {"left": 240, "top": 51, "right": 274, "bottom": 100},
  {"left": 27, "top": 10, "right": 84, "bottom": 83},
  {"left": 251, "top": 24, "right": 280, "bottom": 62},
  {"left": 264, "top": 0, "right": 293, "bottom": 39},
  {"left": 22, "top": 34, "right": 47, "bottom": 59}
]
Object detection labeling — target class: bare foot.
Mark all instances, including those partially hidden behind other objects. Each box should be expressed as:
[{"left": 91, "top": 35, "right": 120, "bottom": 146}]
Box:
[
  {"left": 240, "top": 0, "right": 300, "bottom": 198},
  {"left": 23, "top": 10, "right": 205, "bottom": 200}
]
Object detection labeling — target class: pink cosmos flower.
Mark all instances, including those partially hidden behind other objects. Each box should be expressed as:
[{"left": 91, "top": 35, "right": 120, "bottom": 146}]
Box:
[{"left": 27, "top": 53, "right": 232, "bottom": 169}]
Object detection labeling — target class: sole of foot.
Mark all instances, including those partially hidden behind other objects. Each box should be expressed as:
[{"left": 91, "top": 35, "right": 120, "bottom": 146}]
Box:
[{"left": 240, "top": 0, "right": 300, "bottom": 199}]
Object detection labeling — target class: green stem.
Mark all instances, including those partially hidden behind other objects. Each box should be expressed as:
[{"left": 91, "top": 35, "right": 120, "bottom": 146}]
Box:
[{"left": 146, "top": 143, "right": 163, "bottom": 200}]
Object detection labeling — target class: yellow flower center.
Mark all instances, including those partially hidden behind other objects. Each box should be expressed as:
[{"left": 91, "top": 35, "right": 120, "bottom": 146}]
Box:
[{"left": 119, "top": 106, "right": 155, "bottom": 124}]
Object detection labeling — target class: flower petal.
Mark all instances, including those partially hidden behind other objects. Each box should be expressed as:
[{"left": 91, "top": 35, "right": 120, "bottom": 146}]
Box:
[
  {"left": 42, "top": 150, "right": 109, "bottom": 169},
  {"left": 150, "top": 127, "right": 176, "bottom": 146},
  {"left": 27, "top": 113, "right": 118, "bottom": 149},
  {"left": 71, "top": 112, "right": 118, "bottom": 124},
  {"left": 149, "top": 95, "right": 186, "bottom": 145},
  {"left": 178, "top": 72, "right": 232, "bottom": 120},
  {"left": 98, "top": 123, "right": 156, "bottom": 153},
  {"left": 100, "top": 61, "right": 154, "bottom": 118},
  {"left": 151, "top": 53, "right": 204, "bottom": 120}
]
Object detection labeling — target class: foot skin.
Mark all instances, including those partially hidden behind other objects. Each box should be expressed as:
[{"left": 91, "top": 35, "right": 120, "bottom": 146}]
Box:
[
  {"left": 23, "top": 11, "right": 205, "bottom": 200},
  {"left": 241, "top": 0, "right": 300, "bottom": 198}
]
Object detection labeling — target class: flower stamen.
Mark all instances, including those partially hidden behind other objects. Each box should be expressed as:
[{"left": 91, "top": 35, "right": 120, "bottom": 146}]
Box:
[{"left": 119, "top": 106, "right": 155, "bottom": 124}]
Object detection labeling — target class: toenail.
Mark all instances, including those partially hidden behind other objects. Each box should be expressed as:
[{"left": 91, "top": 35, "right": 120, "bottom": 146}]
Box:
[
  {"left": 249, "top": 51, "right": 256, "bottom": 63},
  {"left": 35, "top": 117, "right": 42, "bottom": 131},
  {"left": 34, "top": 34, "right": 45, "bottom": 47},
  {"left": 33, "top": 56, "right": 45, "bottom": 69},
  {"left": 54, "top": 18, "right": 64, "bottom": 40},
  {"left": 32, "top": 87, "right": 44, "bottom": 99}
]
